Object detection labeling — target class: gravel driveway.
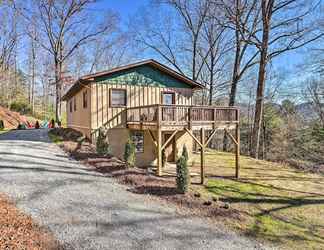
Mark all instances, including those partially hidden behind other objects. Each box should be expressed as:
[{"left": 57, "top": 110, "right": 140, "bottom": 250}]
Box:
[{"left": 0, "top": 129, "right": 270, "bottom": 250}]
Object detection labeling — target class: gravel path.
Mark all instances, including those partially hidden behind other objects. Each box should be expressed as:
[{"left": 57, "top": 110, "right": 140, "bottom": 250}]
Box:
[{"left": 0, "top": 129, "right": 271, "bottom": 250}]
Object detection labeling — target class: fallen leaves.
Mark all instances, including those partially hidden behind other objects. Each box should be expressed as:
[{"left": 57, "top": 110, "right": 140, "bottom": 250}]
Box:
[{"left": 0, "top": 195, "right": 59, "bottom": 250}]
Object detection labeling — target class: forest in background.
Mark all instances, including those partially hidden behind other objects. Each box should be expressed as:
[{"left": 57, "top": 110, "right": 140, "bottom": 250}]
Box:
[{"left": 0, "top": 0, "right": 323, "bottom": 168}]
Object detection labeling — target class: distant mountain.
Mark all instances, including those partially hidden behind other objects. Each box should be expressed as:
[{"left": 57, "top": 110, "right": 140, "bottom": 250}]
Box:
[{"left": 236, "top": 102, "right": 318, "bottom": 122}]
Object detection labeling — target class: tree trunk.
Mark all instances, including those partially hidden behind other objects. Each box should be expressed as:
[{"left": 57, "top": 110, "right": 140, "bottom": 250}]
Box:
[
  {"left": 55, "top": 60, "right": 61, "bottom": 122},
  {"left": 192, "top": 36, "right": 197, "bottom": 81},
  {"left": 251, "top": 18, "right": 270, "bottom": 158},
  {"left": 223, "top": 27, "right": 241, "bottom": 152},
  {"left": 209, "top": 56, "right": 215, "bottom": 106},
  {"left": 31, "top": 40, "right": 35, "bottom": 115}
]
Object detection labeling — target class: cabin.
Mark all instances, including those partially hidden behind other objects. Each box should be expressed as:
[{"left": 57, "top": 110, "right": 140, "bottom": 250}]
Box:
[{"left": 62, "top": 59, "right": 240, "bottom": 181}]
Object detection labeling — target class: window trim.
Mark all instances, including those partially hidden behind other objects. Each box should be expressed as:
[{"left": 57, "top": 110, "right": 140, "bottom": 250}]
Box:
[
  {"left": 83, "top": 90, "right": 88, "bottom": 109},
  {"left": 161, "top": 91, "right": 176, "bottom": 105},
  {"left": 73, "top": 97, "right": 77, "bottom": 111},
  {"left": 69, "top": 99, "right": 73, "bottom": 113},
  {"left": 131, "top": 130, "right": 144, "bottom": 153},
  {"left": 110, "top": 88, "right": 127, "bottom": 107}
]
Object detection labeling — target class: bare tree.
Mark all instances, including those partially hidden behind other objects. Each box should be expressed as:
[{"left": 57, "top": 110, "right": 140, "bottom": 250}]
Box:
[
  {"left": 218, "top": 0, "right": 261, "bottom": 107},
  {"left": 0, "top": 2, "right": 18, "bottom": 107},
  {"left": 248, "top": 0, "right": 324, "bottom": 158},
  {"left": 216, "top": 0, "right": 261, "bottom": 151},
  {"left": 307, "top": 78, "right": 324, "bottom": 127},
  {"left": 201, "top": 8, "right": 231, "bottom": 105},
  {"left": 134, "top": 0, "right": 211, "bottom": 81},
  {"left": 17, "top": 0, "right": 113, "bottom": 121}
]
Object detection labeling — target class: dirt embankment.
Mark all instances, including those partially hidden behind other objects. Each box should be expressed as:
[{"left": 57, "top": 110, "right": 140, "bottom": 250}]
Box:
[{"left": 0, "top": 106, "right": 37, "bottom": 129}]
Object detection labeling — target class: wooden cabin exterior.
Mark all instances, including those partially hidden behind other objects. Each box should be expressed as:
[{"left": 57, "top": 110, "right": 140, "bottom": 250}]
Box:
[{"left": 62, "top": 60, "right": 240, "bottom": 180}]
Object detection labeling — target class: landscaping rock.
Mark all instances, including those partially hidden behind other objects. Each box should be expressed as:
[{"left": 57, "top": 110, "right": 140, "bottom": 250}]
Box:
[
  {"left": 194, "top": 193, "right": 201, "bottom": 198},
  {"left": 212, "top": 196, "right": 219, "bottom": 202},
  {"left": 223, "top": 203, "right": 230, "bottom": 209},
  {"left": 203, "top": 201, "right": 212, "bottom": 206}
]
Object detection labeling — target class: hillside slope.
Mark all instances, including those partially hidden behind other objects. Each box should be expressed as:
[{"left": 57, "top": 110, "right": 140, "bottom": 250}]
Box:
[{"left": 0, "top": 106, "right": 37, "bottom": 129}]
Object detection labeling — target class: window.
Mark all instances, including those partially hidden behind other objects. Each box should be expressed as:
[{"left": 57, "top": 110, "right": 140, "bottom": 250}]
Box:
[
  {"left": 162, "top": 92, "right": 175, "bottom": 105},
  {"left": 110, "top": 89, "right": 126, "bottom": 107},
  {"left": 83, "top": 91, "right": 88, "bottom": 108},
  {"left": 69, "top": 100, "right": 73, "bottom": 112},
  {"left": 131, "top": 131, "right": 144, "bottom": 153},
  {"left": 73, "top": 97, "right": 77, "bottom": 111}
]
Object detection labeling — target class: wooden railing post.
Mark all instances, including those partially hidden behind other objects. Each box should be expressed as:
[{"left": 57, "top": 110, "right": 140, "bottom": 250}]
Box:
[
  {"left": 200, "top": 127, "right": 205, "bottom": 185},
  {"left": 213, "top": 108, "right": 217, "bottom": 129},
  {"left": 188, "top": 107, "right": 192, "bottom": 129},
  {"left": 157, "top": 105, "right": 162, "bottom": 124}
]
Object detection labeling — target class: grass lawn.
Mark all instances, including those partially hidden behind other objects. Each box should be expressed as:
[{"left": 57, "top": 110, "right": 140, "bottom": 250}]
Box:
[
  {"left": 0, "top": 129, "right": 10, "bottom": 135},
  {"left": 48, "top": 132, "right": 63, "bottom": 144},
  {"left": 192, "top": 150, "right": 324, "bottom": 249}
]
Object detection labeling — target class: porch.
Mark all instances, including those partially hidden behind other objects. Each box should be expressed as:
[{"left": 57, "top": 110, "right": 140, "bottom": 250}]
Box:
[
  {"left": 126, "top": 104, "right": 240, "bottom": 183},
  {"left": 126, "top": 104, "right": 239, "bottom": 131}
]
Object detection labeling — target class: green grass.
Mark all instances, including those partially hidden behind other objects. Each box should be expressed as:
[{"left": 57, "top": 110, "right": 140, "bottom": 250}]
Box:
[
  {"left": 0, "top": 129, "right": 10, "bottom": 135},
  {"left": 193, "top": 150, "right": 324, "bottom": 249},
  {"left": 48, "top": 132, "right": 63, "bottom": 144}
]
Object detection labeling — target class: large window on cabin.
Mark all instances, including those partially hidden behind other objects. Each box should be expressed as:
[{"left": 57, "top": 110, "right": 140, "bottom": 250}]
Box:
[
  {"left": 110, "top": 89, "right": 127, "bottom": 107},
  {"left": 69, "top": 100, "right": 73, "bottom": 113},
  {"left": 162, "top": 92, "right": 175, "bottom": 105},
  {"left": 131, "top": 131, "right": 144, "bottom": 153}
]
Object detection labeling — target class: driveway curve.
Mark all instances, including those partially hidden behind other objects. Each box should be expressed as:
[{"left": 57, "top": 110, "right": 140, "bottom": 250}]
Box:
[{"left": 0, "top": 129, "right": 270, "bottom": 250}]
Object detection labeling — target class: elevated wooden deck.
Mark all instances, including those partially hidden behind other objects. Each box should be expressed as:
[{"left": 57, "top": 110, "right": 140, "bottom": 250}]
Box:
[{"left": 126, "top": 104, "right": 239, "bottom": 131}]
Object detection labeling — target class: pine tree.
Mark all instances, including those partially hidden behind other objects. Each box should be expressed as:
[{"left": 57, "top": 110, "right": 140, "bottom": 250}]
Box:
[
  {"left": 182, "top": 145, "right": 189, "bottom": 162},
  {"left": 96, "top": 128, "right": 110, "bottom": 156},
  {"left": 176, "top": 147, "right": 190, "bottom": 193},
  {"left": 124, "top": 137, "right": 136, "bottom": 167}
]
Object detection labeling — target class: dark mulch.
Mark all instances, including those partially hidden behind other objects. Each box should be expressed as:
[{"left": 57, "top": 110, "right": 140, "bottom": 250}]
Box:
[
  {"left": 50, "top": 128, "right": 244, "bottom": 223},
  {"left": 0, "top": 194, "right": 60, "bottom": 250},
  {"left": 50, "top": 127, "right": 84, "bottom": 141}
]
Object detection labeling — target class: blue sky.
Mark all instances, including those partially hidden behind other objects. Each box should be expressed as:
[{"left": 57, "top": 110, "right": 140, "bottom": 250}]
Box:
[{"left": 98, "top": 0, "right": 149, "bottom": 22}]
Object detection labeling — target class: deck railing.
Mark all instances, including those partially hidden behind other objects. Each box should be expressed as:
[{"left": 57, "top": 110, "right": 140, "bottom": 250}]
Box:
[{"left": 126, "top": 104, "right": 239, "bottom": 127}]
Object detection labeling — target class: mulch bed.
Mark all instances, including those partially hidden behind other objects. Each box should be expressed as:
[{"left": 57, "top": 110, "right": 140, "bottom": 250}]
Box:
[
  {"left": 0, "top": 195, "right": 60, "bottom": 250},
  {"left": 49, "top": 128, "right": 244, "bottom": 224}
]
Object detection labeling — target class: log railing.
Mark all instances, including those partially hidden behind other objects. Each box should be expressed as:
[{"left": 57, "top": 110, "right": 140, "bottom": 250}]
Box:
[{"left": 126, "top": 104, "right": 239, "bottom": 126}]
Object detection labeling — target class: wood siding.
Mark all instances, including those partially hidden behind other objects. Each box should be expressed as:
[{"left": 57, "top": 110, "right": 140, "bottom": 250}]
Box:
[
  {"left": 91, "top": 83, "right": 193, "bottom": 131},
  {"left": 66, "top": 85, "right": 91, "bottom": 138}
]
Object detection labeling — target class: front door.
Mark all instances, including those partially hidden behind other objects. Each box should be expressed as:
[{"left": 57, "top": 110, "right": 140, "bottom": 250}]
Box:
[
  {"left": 163, "top": 133, "right": 176, "bottom": 162},
  {"left": 162, "top": 92, "right": 175, "bottom": 105}
]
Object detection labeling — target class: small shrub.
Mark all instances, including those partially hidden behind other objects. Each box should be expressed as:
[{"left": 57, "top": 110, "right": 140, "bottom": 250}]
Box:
[
  {"left": 176, "top": 156, "right": 190, "bottom": 194},
  {"left": 35, "top": 121, "right": 40, "bottom": 129},
  {"left": 96, "top": 128, "right": 110, "bottom": 156},
  {"left": 182, "top": 145, "right": 189, "bottom": 162},
  {"left": 0, "top": 120, "right": 4, "bottom": 130},
  {"left": 124, "top": 137, "right": 136, "bottom": 167},
  {"left": 17, "top": 124, "right": 26, "bottom": 130}
]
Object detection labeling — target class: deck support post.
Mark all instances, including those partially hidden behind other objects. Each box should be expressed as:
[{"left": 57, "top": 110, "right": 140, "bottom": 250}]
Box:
[
  {"left": 224, "top": 128, "right": 240, "bottom": 179},
  {"left": 200, "top": 128, "right": 205, "bottom": 185},
  {"left": 157, "top": 105, "right": 162, "bottom": 177},
  {"left": 235, "top": 123, "right": 240, "bottom": 179},
  {"left": 157, "top": 128, "right": 162, "bottom": 176}
]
